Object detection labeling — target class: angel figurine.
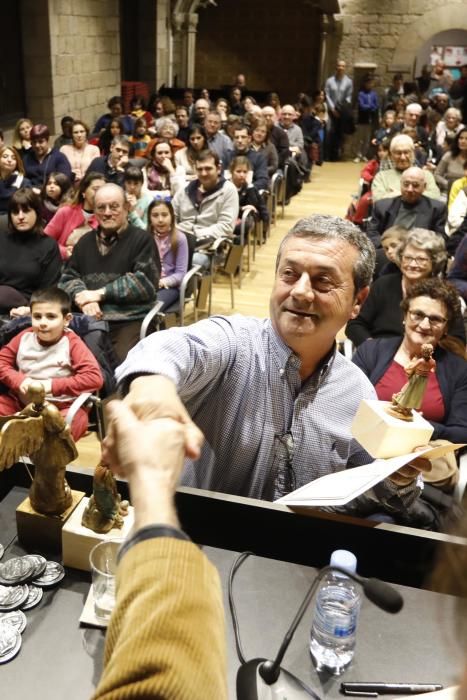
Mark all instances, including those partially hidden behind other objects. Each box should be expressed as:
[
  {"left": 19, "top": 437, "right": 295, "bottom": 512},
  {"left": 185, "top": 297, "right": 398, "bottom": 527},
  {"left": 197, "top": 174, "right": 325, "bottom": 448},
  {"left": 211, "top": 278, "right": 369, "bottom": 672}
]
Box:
[
  {"left": 81, "top": 462, "right": 129, "bottom": 533},
  {"left": 0, "top": 382, "right": 77, "bottom": 516},
  {"left": 386, "top": 343, "right": 435, "bottom": 421}
]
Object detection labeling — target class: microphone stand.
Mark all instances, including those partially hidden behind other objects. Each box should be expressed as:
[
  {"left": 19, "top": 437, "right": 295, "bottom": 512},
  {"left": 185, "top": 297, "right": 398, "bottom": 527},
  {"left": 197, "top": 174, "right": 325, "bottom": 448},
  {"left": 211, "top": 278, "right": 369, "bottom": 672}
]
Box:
[{"left": 236, "top": 565, "right": 403, "bottom": 700}]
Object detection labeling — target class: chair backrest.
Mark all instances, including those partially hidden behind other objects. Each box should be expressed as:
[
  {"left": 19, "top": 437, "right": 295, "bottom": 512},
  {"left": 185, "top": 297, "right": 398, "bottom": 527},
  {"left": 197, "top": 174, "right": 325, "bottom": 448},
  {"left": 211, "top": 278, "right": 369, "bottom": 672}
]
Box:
[{"left": 184, "top": 231, "right": 197, "bottom": 270}]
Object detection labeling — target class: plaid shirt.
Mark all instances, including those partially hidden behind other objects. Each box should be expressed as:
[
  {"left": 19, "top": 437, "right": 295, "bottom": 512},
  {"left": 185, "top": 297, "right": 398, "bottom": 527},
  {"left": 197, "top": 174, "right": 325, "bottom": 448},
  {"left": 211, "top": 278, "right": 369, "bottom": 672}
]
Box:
[{"left": 117, "top": 315, "right": 377, "bottom": 500}]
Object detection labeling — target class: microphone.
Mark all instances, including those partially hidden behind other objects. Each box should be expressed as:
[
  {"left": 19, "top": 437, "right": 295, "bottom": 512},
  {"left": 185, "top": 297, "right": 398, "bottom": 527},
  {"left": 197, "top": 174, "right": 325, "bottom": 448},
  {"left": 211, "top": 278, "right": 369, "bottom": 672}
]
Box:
[{"left": 236, "top": 565, "right": 403, "bottom": 700}]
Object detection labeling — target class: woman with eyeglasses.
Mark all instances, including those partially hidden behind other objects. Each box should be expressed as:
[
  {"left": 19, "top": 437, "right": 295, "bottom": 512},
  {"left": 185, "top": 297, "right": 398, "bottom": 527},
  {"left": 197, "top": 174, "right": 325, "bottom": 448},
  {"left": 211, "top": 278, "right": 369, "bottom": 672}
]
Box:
[
  {"left": 346, "top": 228, "right": 466, "bottom": 347},
  {"left": 352, "top": 278, "right": 467, "bottom": 446}
]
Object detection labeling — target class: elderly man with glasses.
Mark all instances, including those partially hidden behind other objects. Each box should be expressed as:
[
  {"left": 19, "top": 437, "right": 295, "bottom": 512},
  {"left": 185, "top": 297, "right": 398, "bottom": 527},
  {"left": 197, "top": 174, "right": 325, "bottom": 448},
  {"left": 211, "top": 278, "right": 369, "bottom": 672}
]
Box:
[{"left": 59, "top": 183, "right": 160, "bottom": 363}]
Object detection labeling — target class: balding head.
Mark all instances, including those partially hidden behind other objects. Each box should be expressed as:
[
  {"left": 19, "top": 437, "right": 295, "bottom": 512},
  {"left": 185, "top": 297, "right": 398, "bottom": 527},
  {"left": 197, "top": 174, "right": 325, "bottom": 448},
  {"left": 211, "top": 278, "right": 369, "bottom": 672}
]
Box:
[
  {"left": 262, "top": 106, "right": 277, "bottom": 125},
  {"left": 94, "top": 183, "right": 128, "bottom": 234},
  {"left": 195, "top": 99, "right": 210, "bottom": 121},
  {"left": 405, "top": 103, "right": 422, "bottom": 127},
  {"left": 280, "top": 105, "right": 296, "bottom": 128},
  {"left": 390, "top": 134, "right": 415, "bottom": 171},
  {"left": 400, "top": 166, "right": 426, "bottom": 204}
]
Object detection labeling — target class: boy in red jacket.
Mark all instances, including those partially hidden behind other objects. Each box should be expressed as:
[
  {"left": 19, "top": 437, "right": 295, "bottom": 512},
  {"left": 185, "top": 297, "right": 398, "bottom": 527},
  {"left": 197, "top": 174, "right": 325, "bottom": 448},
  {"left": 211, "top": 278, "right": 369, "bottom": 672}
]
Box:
[{"left": 0, "top": 287, "right": 103, "bottom": 440}]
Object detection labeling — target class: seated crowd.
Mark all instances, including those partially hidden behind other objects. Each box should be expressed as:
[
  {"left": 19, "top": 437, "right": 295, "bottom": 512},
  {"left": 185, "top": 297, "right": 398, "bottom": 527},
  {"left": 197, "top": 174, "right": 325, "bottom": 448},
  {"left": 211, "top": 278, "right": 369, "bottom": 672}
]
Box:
[
  {"left": 0, "top": 77, "right": 465, "bottom": 534},
  {"left": 0, "top": 87, "right": 317, "bottom": 439}
]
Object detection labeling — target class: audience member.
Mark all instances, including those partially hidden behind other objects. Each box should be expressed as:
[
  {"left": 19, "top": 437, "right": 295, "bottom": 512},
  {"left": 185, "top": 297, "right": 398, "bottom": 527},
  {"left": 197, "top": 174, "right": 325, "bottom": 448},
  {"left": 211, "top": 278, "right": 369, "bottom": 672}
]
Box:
[
  {"left": 0, "top": 146, "right": 31, "bottom": 229},
  {"left": 53, "top": 116, "right": 74, "bottom": 150},
  {"left": 262, "top": 106, "right": 290, "bottom": 169},
  {"left": 379, "top": 226, "right": 408, "bottom": 274},
  {"left": 154, "top": 119, "right": 185, "bottom": 153},
  {"left": 204, "top": 111, "right": 232, "bottom": 166},
  {"left": 148, "top": 198, "right": 189, "bottom": 312},
  {"left": 86, "top": 135, "right": 130, "bottom": 186},
  {"left": 129, "top": 95, "right": 155, "bottom": 131},
  {"left": 229, "top": 87, "right": 245, "bottom": 116},
  {"left": 325, "top": 59, "right": 353, "bottom": 161},
  {"left": 353, "top": 278, "right": 467, "bottom": 451},
  {"left": 143, "top": 140, "right": 183, "bottom": 198},
  {"left": 250, "top": 117, "right": 279, "bottom": 178},
  {"left": 354, "top": 75, "right": 379, "bottom": 162},
  {"left": 243, "top": 95, "right": 258, "bottom": 114},
  {"left": 182, "top": 89, "right": 195, "bottom": 117},
  {"left": 172, "top": 149, "right": 238, "bottom": 266},
  {"left": 345, "top": 228, "right": 467, "bottom": 346},
  {"left": 394, "top": 103, "right": 429, "bottom": 152},
  {"left": 431, "top": 61, "right": 453, "bottom": 93},
  {"left": 93, "top": 96, "right": 133, "bottom": 137},
  {"left": 0, "top": 189, "right": 61, "bottom": 317},
  {"left": 128, "top": 118, "right": 151, "bottom": 158},
  {"left": 23, "top": 125, "right": 72, "bottom": 192},
  {"left": 435, "top": 107, "right": 464, "bottom": 150},
  {"left": 12, "top": 118, "right": 33, "bottom": 157},
  {"left": 45, "top": 171, "right": 104, "bottom": 260},
  {"left": 193, "top": 99, "right": 210, "bottom": 125},
  {"left": 199, "top": 88, "right": 212, "bottom": 107},
  {"left": 372, "top": 110, "right": 397, "bottom": 147},
  {"left": 115, "top": 215, "right": 436, "bottom": 522},
  {"left": 123, "top": 166, "right": 153, "bottom": 230},
  {"left": 435, "top": 128, "right": 467, "bottom": 195},
  {"left": 0, "top": 287, "right": 103, "bottom": 441},
  {"left": 367, "top": 167, "right": 447, "bottom": 253},
  {"left": 40, "top": 171, "right": 72, "bottom": 224},
  {"left": 278, "top": 105, "right": 309, "bottom": 197},
  {"left": 175, "top": 124, "right": 208, "bottom": 180},
  {"left": 215, "top": 98, "right": 230, "bottom": 126},
  {"left": 229, "top": 156, "right": 269, "bottom": 237},
  {"left": 372, "top": 135, "right": 440, "bottom": 201},
  {"left": 225, "top": 124, "right": 269, "bottom": 190},
  {"left": 92, "top": 401, "right": 226, "bottom": 700},
  {"left": 175, "top": 106, "right": 190, "bottom": 143},
  {"left": 59, "top": 183, "right": 160, "bottom": 363},
  {"left": 266, "top": 91, "right": 282, "bottom": 115},
  {"left": 98, "top": 118, "right": 126, "bottom": 157},
  {"left": 60, "top": 119, "right": 100, "bottom": 184},
  {"left": 382, "top": 73, "right": 405, "bottom": 111}
]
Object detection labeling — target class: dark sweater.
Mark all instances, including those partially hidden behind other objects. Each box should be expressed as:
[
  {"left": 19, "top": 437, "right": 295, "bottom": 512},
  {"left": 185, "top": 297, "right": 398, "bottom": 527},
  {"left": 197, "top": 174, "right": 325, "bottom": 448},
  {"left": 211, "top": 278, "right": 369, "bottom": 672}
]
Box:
[
  {"left": 346, "top": 272, "right": 466, "bottom": 346},
  {"left": 85, "top": 156, "right": 125, "bottom": 186},
  {"left": 0, "top": 173, "right": 32, "bottom": 214},
  {"left": 352, "top": 336, "right": 467, "bottom": 444},
  {"left": 22, "top": 149, "right": 72, "bottom": 187},
  {"left": 0, "top": 229, "right": 61, "bottom": 300},
  {"left": 59, "top": 225, "right": 160, "bottom": 321}
]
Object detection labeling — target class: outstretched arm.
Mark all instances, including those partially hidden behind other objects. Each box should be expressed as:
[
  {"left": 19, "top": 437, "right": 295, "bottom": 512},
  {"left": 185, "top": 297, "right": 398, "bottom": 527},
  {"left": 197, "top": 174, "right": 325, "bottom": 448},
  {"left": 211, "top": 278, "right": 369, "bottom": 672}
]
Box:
[{"left": 93, "top": 403, "right": 226, "bottom": 700}]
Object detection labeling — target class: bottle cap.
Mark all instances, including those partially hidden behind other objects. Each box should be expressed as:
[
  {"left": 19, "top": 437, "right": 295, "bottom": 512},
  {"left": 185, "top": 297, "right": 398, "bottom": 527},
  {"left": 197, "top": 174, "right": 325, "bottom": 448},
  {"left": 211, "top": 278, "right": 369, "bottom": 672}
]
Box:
[{"left": 330, "top": 549, "right": 357, "bottom": 575}]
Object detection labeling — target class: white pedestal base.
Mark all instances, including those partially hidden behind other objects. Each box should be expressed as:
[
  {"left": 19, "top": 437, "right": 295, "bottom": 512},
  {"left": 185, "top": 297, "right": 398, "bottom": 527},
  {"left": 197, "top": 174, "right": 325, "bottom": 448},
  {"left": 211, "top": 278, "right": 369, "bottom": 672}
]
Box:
[
  {"left": 351, "top": 399, "right": 433, "bottom": 459},
  {"left": 62, "top": 497, "right": 135, "bottom": 571}
]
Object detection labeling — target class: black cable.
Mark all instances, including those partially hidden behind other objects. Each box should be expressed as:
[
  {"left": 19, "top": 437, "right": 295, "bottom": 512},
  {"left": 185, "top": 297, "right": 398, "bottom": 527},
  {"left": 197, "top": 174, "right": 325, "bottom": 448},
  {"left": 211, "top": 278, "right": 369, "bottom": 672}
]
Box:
[{"left": 228, "top": 551, "right": 254, "bottom": 665}]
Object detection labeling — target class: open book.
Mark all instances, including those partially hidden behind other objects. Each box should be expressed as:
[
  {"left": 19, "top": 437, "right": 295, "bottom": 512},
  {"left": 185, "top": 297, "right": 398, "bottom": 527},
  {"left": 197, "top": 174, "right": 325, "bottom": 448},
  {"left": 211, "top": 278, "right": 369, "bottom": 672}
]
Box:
[{"left": 276, "top": 444, "right": 464, "bottom": 507}]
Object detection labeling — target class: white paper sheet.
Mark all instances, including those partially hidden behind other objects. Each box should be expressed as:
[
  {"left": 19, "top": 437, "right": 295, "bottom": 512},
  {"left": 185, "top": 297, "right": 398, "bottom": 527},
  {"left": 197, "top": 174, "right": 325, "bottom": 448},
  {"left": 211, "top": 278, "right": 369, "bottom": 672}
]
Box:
[{"left": 276, "top": 444, "right": 464, "bottom": 507}]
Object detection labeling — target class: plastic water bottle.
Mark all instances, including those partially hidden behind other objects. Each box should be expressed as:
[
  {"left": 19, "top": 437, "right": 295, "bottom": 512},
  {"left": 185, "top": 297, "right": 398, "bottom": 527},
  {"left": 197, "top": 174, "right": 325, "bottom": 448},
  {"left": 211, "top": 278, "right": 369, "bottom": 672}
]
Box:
[{"left": 309, "top": 550, "right": 361, "bottom": 675}]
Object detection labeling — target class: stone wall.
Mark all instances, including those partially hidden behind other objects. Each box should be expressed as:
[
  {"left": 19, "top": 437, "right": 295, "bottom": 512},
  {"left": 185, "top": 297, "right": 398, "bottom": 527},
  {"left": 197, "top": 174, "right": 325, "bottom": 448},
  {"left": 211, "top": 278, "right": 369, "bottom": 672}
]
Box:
[
  {"left": 47, "top": 0, "right": 121, "bottom": 133},
  {"left": 333, "top": 0, "right": 467, "bottom": 89},
  {"left": 194, "top": 0, "right": 321, "bottom": 100}
]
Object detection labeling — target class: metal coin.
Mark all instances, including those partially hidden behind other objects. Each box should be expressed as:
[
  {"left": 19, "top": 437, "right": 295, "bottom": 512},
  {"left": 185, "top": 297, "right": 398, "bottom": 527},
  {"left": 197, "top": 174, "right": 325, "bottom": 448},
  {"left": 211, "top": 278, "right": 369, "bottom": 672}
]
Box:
[
  {"left": 0, "top": 585, "right": 29, "bottom": 611},
  {"left": 22, "top": 554, "right": 47, "bottom": 580},
  {"left": 0, "top": 620, "right": 21, "bottom": 663},
  {"left": 0, "top": 557, "right": 34, "bottom": 585},
  {"left": 0, "top": 544, "right": 4, "bottom": 560},
  {"left": 0, "top": 610, "right": 27, "bottom": 634},
  {"left": 32, "top": 561, "right": 65, "bottom": 588},
  {"left": 21, "top": 585, "right": 43, "bottom": 611}
]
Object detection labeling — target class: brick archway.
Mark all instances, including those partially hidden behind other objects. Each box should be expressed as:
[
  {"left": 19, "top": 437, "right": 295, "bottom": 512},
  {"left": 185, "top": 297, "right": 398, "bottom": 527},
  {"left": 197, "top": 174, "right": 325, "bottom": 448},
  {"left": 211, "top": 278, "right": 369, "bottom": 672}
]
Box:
[{"left": 393, "top": 3, "right": 467, "bottom": 70}]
